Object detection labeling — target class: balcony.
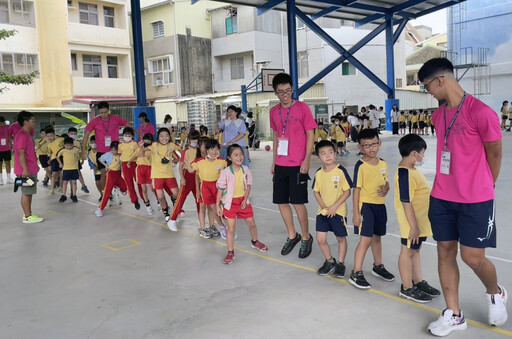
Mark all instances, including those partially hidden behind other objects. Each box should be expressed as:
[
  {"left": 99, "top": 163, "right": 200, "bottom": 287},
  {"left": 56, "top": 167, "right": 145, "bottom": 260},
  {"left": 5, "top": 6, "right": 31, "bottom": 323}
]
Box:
[{"left": 67, "top": 22, "right": 129, "bottom": 49}]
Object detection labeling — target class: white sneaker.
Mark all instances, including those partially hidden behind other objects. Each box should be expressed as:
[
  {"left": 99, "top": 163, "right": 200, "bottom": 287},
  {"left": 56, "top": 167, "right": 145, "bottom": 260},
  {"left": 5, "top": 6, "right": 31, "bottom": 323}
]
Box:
[
  {"left": 219, "top": 225, "right": 227, "bottom": 240},
  {"left": 167, "top": 219, "right": 177, "bottom": 231},
  {"left": 427, "top": 308, "right": 467, "bottom": 336},
  {"left": 487, "top": 285, "right": 508, "bottom": 327},
  {"left": 6, "top": 176, "right": 14, "bottom": 184},
  {"left": 146, "top": 205, "right": 154, "bottom": 215},
  {"left": 95, "top": 208, "right": 103, "bottom": 217}
]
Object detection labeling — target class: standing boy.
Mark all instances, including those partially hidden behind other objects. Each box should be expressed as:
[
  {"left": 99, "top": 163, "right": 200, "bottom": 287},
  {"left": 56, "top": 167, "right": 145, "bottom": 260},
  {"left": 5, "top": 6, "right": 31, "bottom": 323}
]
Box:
[
  {"left": 350, "top": 128, "right": 394, "bottom": 289},
  {"left": 56, "top": 137, "right": 81, "bottom": 203},
  {"left": 68, "top": 127, "right": 89, "bottom": 194},
  {"left": 46, "top": 129, "right": 64, "bottom": 195},
  {"left": 270, "top": 73, "right": 316, "bottom": 258},
  {"left": 313, "top": 140, "right": 352, "bottom": 278}
]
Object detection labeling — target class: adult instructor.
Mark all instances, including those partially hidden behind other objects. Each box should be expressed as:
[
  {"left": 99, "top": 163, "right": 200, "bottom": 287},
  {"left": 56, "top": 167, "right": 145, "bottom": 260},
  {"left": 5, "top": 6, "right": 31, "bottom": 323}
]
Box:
[
  {"left": 82, "top": 101, "right": 128, "bottom": 194},
  {"left": 419, "top": 58, "right": 506, "bottom": 336}
]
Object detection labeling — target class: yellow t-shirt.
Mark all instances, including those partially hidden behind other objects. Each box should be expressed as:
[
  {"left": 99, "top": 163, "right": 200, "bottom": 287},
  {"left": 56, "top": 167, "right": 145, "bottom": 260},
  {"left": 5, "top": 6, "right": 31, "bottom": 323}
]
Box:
[
  {"left": 191, "top": 157, "right": 227, "bottom": 182},
  {"left": 119, "top": 141, "right": 139, "bottom": 162},
  {"left": 88, "top": 149, "right": 101, "bottom": 174},
  {"left": 398, "top": 115, "right": 406, "bottom": 123},
  {"left": 181, "top": 147, "right": 197, "bottom": 171},
  {"left": 313, "top": 165, "right": 352, "bottom": 217},
  {"left": 149, "top": 142, "right": 179, "bottom": 178},
  {"left": 334, "top": 125, "right": 346, "bottom": 142},
  {"left": 136, "top": 148, "right": 151, "bottom": 166},
  {"left": 353, "top": 158, "right": 388, "bottom": 205},
  {"left": 411, "top": 115, "right": 419, "bottom": 123},
  {"left": 394, "top": 166, "right": 433, "bottom": 239},
  {"left": 233, "top": 167, "right": 246, "bottom": 198},
  {"left": 48, "top": 137, "right": 64, "bottom": 160},
  {"left": 315, "top": 128, "right": 328, "bottom": 142},
  {"left": 35, "top": 137, "right": 50, "bottom": 157},
  {"left": 330, "top": 124, "right": 336, "bottom": 138},
  {"left": 57, "top": 147, "right": 80, "bottom": 170},
  {"left": 244, "top": 131, "right": 249, "bottom": 145},
  {"left": 419, "top": 114, "right": 426, "bottom": 122},
  {"left": 180, "top": 132, "right": 188, "bottom": 148},
  {"left": 108, "top": 154, "right": 121, "bottom": 171}
]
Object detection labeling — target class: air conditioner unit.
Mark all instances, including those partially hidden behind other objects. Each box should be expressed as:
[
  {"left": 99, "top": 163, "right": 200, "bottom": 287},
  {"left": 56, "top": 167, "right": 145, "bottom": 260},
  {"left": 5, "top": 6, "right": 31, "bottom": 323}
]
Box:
[{"left": 155, "top": 80, "right": 164, "bottom": 86}]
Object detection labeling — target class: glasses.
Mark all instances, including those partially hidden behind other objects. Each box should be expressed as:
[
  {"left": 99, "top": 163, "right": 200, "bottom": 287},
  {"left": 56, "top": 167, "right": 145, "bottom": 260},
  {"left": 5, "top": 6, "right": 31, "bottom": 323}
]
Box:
[
  {"left": 423, "top": 75, "right": 445, "bottom": 92},
  {"left": 360, "top": 142, "right": 380, "bottom": 149},
  {"left": 276, "top": 89, "right": 292, "bottom": 96}
]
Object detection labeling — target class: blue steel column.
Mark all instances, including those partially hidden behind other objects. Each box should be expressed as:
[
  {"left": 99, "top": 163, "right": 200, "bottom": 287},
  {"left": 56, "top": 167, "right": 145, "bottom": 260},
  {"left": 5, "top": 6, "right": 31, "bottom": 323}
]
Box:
[
  {"left": 241, "top": 85, "right": 248, "bottom": 113},
  {"left": 384, "top": 14, "right": 397, "bottom": 131},
  {"left": 286, "top": 0, "right": 299, "bottom": 99}
]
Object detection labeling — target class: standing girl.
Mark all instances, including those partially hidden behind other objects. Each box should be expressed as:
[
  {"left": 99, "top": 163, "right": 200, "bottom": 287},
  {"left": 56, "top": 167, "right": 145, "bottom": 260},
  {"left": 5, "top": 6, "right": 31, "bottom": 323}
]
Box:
[
  {"left": 136, "top": 133, "right": 157, "bottom": 215},
  {"left": 138, "top": 112, "right": 155, "bottom": 141},
  {"left": 119, "top": 127, "right": 141, "bottom": 210},
  {"left": 216, "top": 144, "right": 267, "bottom": 264}
]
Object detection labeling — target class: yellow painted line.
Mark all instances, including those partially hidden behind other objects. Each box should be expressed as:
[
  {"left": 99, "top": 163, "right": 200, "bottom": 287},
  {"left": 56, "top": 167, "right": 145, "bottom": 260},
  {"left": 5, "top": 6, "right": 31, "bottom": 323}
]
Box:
[
  {"left": 47, "top": 210, "right": 58, "bottom": 215},
  {"left": 102, "top": 238, "right": 142, "bottom": 251},
  {"left": 82, "top": 198, "right": 512, "bottom": 336}
]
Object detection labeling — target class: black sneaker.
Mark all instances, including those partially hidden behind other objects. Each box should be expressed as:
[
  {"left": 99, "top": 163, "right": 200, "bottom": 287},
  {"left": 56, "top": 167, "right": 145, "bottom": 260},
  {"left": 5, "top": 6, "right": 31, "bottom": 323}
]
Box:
[
  {"left": 415, "top": 280, "right": 441, "bottom": 297},
  {"left": 59, "top": 195, "right": 67, "bottom": 203},
  {"left": 332, "top": 262, "right": 346, "bottom": 279},
  {"left": 317, "top": 259, "right": 336, "bottom": 276},
  {"left": 281, "top": 233, "right": 301, "bottom": 256},
  {"left": 399, "top": 285, "right": 432, "bottom": 303},
  {"left": 134, "top": 201, "right": 141, "bottom": 210},
  {"left": 98, "top": 194, "right": 103, "bottom": 202},
  {"left": 372, "top": 264, "right": 395, "bottom": 282},
  {"left": 70, "top": 195, "right": 78, "bottom": 203},
  {"left": 298, "top": 233, "right": 313, "bottom": 259},
  {"left": 349, "top": 270, "right": 371, "bottom": 289}
]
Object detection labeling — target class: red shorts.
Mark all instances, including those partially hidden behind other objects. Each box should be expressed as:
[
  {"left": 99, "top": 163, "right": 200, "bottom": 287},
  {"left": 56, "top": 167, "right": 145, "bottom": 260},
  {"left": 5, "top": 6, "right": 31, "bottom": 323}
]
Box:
[
  {"left": 136, "top": 164, "right": 151, "bottom": 185},
  {"left": 223, "top": 197, "right": 254, "bottom": 219},
  {"left": 200, "top": 180, "right": 218, "bottom": 205},
  {"left": 152, "top": 177, "right": 178, "bottom": 190}
]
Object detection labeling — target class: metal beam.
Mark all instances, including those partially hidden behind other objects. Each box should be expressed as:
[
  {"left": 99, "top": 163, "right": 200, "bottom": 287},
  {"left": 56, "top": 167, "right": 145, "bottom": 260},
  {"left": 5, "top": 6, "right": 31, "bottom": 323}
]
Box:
[
  {"left": 310, "top": 6, "right": 338, "bottom": 20},
  {"left": 392, "top": 18, "right": 408, "bottom": 45},
  {"left": 130, "top": 0, "right": 147, "bottom": 107},
  {"left": 385, "top": 13, "right": 395, "bottom": 99},
  {"left": 355, "top": 13, "right": 384, "bottom": 27},
  {"left": 257, "top": 0, "right": 285, "bottom": 16},
  {"left": 306, "top": 0, "right": 388, "bottom": 13},
  {"left": 287, "top": 0, "right": 299, "bottom": 99},
  {"left": 191, "top": 0, "right": 200, "bottom": 4},
  {"left": 390, "top": 0, "right": 430, "bottom": 13}
]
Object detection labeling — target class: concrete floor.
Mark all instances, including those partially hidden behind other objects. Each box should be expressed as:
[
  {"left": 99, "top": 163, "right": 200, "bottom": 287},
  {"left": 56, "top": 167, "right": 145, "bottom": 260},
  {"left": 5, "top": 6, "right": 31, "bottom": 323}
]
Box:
[{"left": 1, "top": 131, "right": 511, "bottom": 339}]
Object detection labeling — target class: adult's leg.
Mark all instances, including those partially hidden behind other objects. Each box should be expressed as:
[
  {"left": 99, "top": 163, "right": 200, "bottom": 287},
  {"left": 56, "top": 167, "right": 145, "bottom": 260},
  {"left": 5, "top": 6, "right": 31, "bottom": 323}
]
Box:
[
  {"left": 278, "top": 204, "right": 297, "bottom": 239},
  {"left": 460, "top": 245, "right": 500, "bottom": 294},
  {"left": 437, "top": 240, "right": 460, "bottom": 312},
  {"left": 21, "top": 194, "right": 32, "bottom": 216},
  {"left": 292, "top": 204, "right": 310, "bottom": 240}
]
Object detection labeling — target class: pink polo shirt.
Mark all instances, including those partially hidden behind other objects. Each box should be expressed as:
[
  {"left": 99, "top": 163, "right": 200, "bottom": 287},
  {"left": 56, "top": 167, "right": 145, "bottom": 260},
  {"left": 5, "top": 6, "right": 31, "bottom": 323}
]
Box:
[
  {"left": 85, "top": 115, "right": 127, "bottom": 153},
  {"left": 0, "top": 125, "right": 9, "bottom": 151},
  {"left": 14, "top": 128, "right": 39, "bottom": 175},
  {"left": 270, "top": 100, "right": 317, "bottom": 167},
  {"left": 431, "top": 94, "right": 502, "bottom": 203},
  {"left": 138, "top": 122, "right": 155, "bottom": 138},
  {"left": 9, "top": 122, "right": 35, "bottom": 142}
]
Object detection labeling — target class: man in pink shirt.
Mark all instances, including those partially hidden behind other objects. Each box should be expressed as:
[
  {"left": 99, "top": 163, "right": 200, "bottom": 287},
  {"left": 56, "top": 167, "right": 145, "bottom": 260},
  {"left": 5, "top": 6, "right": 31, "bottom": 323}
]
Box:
[
  {"left": 14, "top": 111, "right": 43, "bottom": 224},
  {"left": 270, "top": 73, "right": 316, "bottom": 259},
  {"left": 82, "top": 101, "right": 127, "bottom": 195},
  {"left": 0, "top": 116, "right": 13, "bottom": 185},
  {"left": 419, "top": 58, "right": 506, "bottom": 336}
]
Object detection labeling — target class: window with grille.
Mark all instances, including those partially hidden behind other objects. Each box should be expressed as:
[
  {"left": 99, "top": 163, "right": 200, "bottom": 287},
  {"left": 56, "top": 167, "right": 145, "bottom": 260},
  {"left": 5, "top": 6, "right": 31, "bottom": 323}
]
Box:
[
  {"left": 0, "top": 53, "right": 38, "bottom": 75},
  {"left": 152, "top": 21, "right": 164, "bottom": 38},
  {"left": 148, "top": 55, "right": 174, "bottom": 86},
  {"left": 104, "top": 6, "right": 114, "bottom": 28},
  {"left": 83, "top": 54, "right": 101, "bottom": 77},
  {"left": 79, "top": 2, "right": 98, "bottom": 25}
]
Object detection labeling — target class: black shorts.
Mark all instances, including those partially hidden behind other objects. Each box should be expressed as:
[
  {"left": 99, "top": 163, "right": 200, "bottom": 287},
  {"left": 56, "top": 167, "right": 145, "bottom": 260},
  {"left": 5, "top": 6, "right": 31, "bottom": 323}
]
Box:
[
  {"left": 94, "top": 173, "right": 101, "bottom": 181},
  {"left": 428, "top": 196, "right": 496, "bottom": 248},
  {"left": 51, "top": 159, "right": 61, "bottom": 172},
  {"left": 96, "top": 152, "right": 105, "bottom": 170},
  {"left": 62, "top": 169, "right": 79, "bottom": 181},
  {"left": 337, "top": 141, "right": 345, "bottom": 148},
  {"left": 0, "top": 150, "right": 12, "bottom": 161},
  {"left": 502, "top": 115, "right": 508, "bottom": 120},
  {"left": 354, "top": 203, "right": 387, "bottom": 237},
  {"left": 316, "top": 214, "right": 348, "bottom": 237},
  {"left": 401, "top": 237, "right": 427, "bottom": 250},
  {"left": 399, "top": 122, "right": 406, "bottom": 129},
  {"left": 412, "top": 122, "right": 418, "bottom": 129},
  {"left": 39, "top": 155, "right": 49, "bottom": 168},
  {"left": 272, "top": 165, "right": 309, "bottom": 204}
]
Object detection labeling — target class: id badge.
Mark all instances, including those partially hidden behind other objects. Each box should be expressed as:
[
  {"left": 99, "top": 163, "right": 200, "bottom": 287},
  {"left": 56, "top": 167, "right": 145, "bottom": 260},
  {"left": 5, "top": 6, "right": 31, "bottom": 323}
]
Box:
[
  {"left": 277, "top": 137, "right": 289, "bottom": 156},
  {"left": 105, "top": 136, "right": 112, "bottom": 147},
  {"left": 0, "top": 138, "right": 6, "bottom": 146},
  {"left": 441, "top": 150, "right": 451, "bottom": 175}
]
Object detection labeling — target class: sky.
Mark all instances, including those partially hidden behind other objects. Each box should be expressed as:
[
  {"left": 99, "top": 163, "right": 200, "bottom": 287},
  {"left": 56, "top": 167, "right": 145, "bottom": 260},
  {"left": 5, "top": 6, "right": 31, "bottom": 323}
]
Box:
[{"left": 410, "top": 8, "right": 447, "bottom": 34}]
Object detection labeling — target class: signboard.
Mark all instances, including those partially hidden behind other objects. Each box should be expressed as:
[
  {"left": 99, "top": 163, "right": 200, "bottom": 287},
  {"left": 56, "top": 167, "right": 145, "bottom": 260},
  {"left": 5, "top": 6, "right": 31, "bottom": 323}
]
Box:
[
  {"left": 262, "top": 69, "right": 285, "bottom": 92},
  {"left": 315, "top": 104, "right": 329, "bottom": 124}
]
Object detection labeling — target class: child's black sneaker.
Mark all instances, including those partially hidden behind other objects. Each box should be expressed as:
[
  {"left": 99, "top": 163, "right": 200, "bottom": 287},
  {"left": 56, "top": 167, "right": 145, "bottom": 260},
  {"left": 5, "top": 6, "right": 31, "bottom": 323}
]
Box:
[
  {"left": 415, "top": 280, "right": 441, "bottom": 297},
  {"left": 399, "top": 285, "right": 432, "bottom": 303},
  {"left": 70, "top": 195, "right": 78, "bottom": 203},
  {"left": 281, "top": 233, "right": 301, "bottom": 255},
  {"left": 332, "top": 262, "right": 346, "bottom": 279},
  {"left": 372, "top": 264, "right": 395, "bottom": 281},
  {"left": 349, "top": 270, "right": 371, "bottom": 289},
  {"left": 134, "top": 201, "right": 141, "bottom": 210},
  {"left": 59, "top": 195, "right": 67, "bottom": 203},
  {"left": 317, "top": 259, "right": 336, "bottom": 276},
  {"left": 298, "top": 233, "right": 313, "bottom": 258}
]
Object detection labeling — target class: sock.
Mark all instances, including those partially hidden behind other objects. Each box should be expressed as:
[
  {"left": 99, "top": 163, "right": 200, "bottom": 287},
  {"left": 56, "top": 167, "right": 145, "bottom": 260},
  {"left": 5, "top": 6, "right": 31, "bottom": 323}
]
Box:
[
  {"left": 144, "top": 200, "right": 150, "bottom": 206},
  {"left": 326, "top": 258, "right": 335, "bottom": 263},
  {"left": 251, "top": 239, "right": 258, "bottom": 245},
  {"left": 164, "top": 207, "right": 169, "bottom": 216},
  {"left": 228, "top": 250, "right": 234, "bottom": 254}
]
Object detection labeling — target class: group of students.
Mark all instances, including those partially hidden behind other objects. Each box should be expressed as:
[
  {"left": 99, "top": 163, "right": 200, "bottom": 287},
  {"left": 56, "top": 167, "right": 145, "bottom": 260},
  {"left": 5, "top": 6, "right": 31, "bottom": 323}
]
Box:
[
  {"left": 397, "top": 109, "right": 434, "bottom": 135},
  {"left": 500, "top": 100, "right": 512, "bottom": 131}
]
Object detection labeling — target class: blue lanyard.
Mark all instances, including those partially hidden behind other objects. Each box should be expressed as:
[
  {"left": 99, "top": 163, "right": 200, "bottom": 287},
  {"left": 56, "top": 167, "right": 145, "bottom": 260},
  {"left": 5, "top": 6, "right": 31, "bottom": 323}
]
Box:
[
  {"left": 278, "top": 101, "right": 293, "bottom": 137},
  {"left": 443, "top": 92, "right": 467, "bottom": 149}
]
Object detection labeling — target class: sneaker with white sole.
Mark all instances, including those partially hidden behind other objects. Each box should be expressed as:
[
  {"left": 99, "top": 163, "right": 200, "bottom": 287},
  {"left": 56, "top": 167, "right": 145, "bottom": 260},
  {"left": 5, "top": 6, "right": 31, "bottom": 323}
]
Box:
[
  {"left": 146, "top": 205, "right": 154, "bottom": 215},
  {"left": 199, "top": 228, "right": 212, "bottom": 239},
  {"left": 167, "top": 219, "right": 177, "bottom": 232},
  {"left": 95, "top": 208, "right": 103, "bottom": 217},
  {"left": 210, "top": 224, "right": 221, "bottom": 237},
  {"left": 487, "top": 285, "right": 508, "bottom": 327},
  {"left": 22, "top": 214, "right": 44, "bottom": 224},
  {"left": 219, "top": 225, "right": 227, "bottom": 240},
  {"left": 427, "top": 308, "right": 467, "bottom": 336}
]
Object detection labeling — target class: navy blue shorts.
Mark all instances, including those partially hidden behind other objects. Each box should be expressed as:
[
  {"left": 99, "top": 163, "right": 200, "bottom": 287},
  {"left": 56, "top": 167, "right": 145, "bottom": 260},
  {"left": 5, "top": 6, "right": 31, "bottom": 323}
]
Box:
[
  {"left": 428, "top": 196, "right": 496, "bottom": 248},
  {"left": 78, "top": 162, "right": 82, "bottom": 170},
  {"left": 412, "top": 122, "right": 418, "bottom": 129},
  {"left": 316, "top": 214, "right": 348, "bottom": 237},
  {"left": 401, "top": 237, "right": 427, "bottom": 250},
  {"left": 62, "top": 169, "right": 79, "bottom": 181},
  {"left": 354, "top": 203, "right": 387, "bottom": 237},
  {"left": 400, "top": 122, "right": 406, "bottom": 129},
  {"left": 39, "top": 155, "right": 49, "bottom": 168},
  {"left": 50, "top": 159, "right": 61, "bottom": 172},
  {"left": 337, "top": 141, "right": 345, "bottom": 148}
]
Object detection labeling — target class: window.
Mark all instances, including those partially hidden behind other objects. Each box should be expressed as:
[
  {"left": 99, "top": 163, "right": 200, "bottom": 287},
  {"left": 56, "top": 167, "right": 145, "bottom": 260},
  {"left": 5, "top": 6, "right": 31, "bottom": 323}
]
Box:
[
  {"left": 1, "top": 53, "right": 38, "bottom": 75},
  {"left": 225, "top": 9, "right": 237, "bottom": 35},
  {"left": 152, "top": 21, "right": 164, "bottom": 38},
  {"left": 107, "top": 56, "right": 118, "bottom": 78},
  {"left": 342, "top": 62, "right": 355, "bottom": 76},
  {"left": 0, "top": 2, "right": 8, "bottom": 23},
  {"left": 298, "top": 51, "right": 308, "bottom": 78},
  {"left": 230, "top": 57, "right": 244, "bottom": 80},
  {"left": 396, "top": 78, "right": 403, "bottom": 88},
  {"left": 82, "top": 54, "right": 101, "bottom": 77},
  {"left": 79, "top": 2, "right": 98, "bottom": 25},
  {"left": 296, "top": 19, "right": 305, "bottom": 29},
  {"left": 0, "top": 54, "right": 13, "bottom": 75},
  {"left": 1, "top": 0, "right": 34, "bottom": 26},
  {"left": 71, "top": 53, "right": 77, "bottom": 70},
  {"left": 104, "top": 6, "right": 114, "bottom": 28},
  {"left": 148, "top": 55, "right": 174, "bottom": 86},
  {"left": 67, "top": 0, "right": 73, "bottom": 6}
]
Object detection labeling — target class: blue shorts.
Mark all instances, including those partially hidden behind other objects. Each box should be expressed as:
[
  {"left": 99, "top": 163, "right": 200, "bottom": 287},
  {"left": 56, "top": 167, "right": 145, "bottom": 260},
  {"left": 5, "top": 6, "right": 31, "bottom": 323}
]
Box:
[
  {"left": 337, "top": 141, "right": 345, "bottom": 148},
  {"left": 62, "top": 169, "right": 79, "bottom": 181},
  {"left": 316, "top": 214, "right": 348, "bottom": 237},
  {"left": 401, "top": 237, "right": 427, "bottom": 250},
  {"left": 354, "top": 203, "right": 387, "bottom": 237},
  {"left": 50, "top": 159, "right": 61, "bottom": 172},
  {"left": 39, "top": 155, "right": 49, "bottom": 168},
  {"left": 428, "top": 196, "right": 496, "bottom": 248}
]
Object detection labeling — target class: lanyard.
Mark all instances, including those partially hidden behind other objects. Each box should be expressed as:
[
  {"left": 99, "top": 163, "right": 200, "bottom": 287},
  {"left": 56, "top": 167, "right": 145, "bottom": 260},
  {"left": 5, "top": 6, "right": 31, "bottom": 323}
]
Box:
[
  {"left": 278, "top": 101, "right": 293, "bottom": 137},
  {"left": 0, "top": 126, "right": 6, "bottom": 138},
  {"left": 443, "top": 92, "right": 467, "bottom": 149},
  {"left": 101, "top": 116, "right": 111, "bottom": 134}
]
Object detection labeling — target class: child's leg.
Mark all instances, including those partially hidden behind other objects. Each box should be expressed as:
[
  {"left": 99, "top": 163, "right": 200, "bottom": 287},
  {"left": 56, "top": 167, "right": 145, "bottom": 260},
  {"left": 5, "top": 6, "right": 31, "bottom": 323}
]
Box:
[
  {"left": 51, "top": 171, "right": 59, "bottom": 189},
  {"left": 370, "top": 234, "right": 383, "bottom": 266},
  {"left": 156, "top": 189, "right": 167, "bottom": 209},
  {"left": 198, "top": 203, "right": 206, "bottom": 230},
  {"left": 71, "top": 180, "right": 77, "bottom": 196},
  {"left": 411, "top": 249, "right": 423, "bottom": 284},
  {"left": 141, "top": 183, "right": 149, "bottom": 202},
  {"left": 207, "top": 204, "right": 215, "bottom": 225},
  {"left": 78, "top": 170, "right": 85, "bottom": 186},
  {"left": 353, "top": 236, "right": 372, "bottom": 272},
  {"left": 61, "top": 180, "right": 68, "bottom": 196},
  {"left": 95, "top": 178, "right": 102, "bottom": 194},
  {"left": 99, "top": 171, "right": 115, "bottom": 210},
  {"left": 398, "top": 245, "right": 417, "bottom": 289},
  {"left": 226, "top": 218, "right": 237, "bottom": 251},
  {"left": 210, "top": 205, "right": 225, "bottom": 226},
  {"left": 316, "top": 231, "right": 332, "bottom": 260},
  {"left": 245, "top": 217, "right": 258, "bottom": 241},
  {"left": 336, "top": 236, "right": 347, "bottom": 263}
]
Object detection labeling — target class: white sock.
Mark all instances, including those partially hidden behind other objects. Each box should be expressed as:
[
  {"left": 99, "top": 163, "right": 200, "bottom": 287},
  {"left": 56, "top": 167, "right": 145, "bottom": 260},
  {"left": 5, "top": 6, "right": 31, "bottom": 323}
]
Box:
[{"left": 6, "top": 171, "right": 12, "bottom": 178}]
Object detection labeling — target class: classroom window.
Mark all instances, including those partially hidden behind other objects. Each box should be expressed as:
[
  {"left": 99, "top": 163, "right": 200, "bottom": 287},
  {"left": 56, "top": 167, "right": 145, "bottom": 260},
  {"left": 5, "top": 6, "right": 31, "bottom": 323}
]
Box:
[
  {"left": 79, "top": 2, "right": 98, "bottom": 25},
  {"left": 103, "top": 6, "right": 114, "bottom": 28},
  {"left": 298, "top": 51, "right": 308, "bottom": 78},
  {"left": 152, "top": 21, "right": 164, "bottom": 38},
  {"left": 396, "top": 78, "right": 403, "bottom": 88},
  {"left": 107, "top": 56, "right": 118, "bottom": 78},
  {"left": 82, "top": 54, "right": 101, "bottom": 78},
  {"left": 230, "top": 57, "right": 244, "bottom": 80},
  {"left": 0, "top": 0, "right": 35, "bottom": 26},
  {"left": 70, "top": 53, "right": 78, "bottom": 71},
  {"left": 0, "top": 53, "right": 38, "bottom": 75}
]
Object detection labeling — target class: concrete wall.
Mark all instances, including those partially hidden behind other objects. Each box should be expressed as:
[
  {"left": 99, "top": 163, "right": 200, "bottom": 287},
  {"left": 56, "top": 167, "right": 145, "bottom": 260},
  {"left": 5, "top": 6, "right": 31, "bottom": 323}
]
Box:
[{"left": 178, "top": 34, "right": 212, "bottom": 96}]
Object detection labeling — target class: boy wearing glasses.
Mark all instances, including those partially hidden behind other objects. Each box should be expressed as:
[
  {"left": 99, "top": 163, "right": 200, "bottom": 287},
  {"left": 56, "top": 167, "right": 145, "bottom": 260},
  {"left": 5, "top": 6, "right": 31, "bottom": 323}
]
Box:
[{"left": 349, "top": 128, "right": 394, "bottom": 289}]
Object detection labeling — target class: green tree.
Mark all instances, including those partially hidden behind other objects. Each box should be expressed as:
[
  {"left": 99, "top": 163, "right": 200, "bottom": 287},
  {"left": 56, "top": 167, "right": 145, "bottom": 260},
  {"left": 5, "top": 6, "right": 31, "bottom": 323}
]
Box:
[{"left": 0, "top": 29, "right": 39, "bottom": 93}]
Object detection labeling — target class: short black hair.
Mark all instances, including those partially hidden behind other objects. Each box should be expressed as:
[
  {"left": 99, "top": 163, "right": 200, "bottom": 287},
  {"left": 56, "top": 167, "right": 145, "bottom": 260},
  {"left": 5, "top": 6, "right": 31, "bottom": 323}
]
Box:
[
  {"left": 60, "top": 133, "right": 69, "bottom": 139},
  {"left": 357, "top": 128, "right": 379, "bottom": 143},
  {"left": 122, "top": 126, "right": 135, "bottom": 136},
  {"left": 45, "top": 126, "right": 55, "bottom": 134},
  {"left": 90, "top": 135, "right": 96, "bottom": 142},
  {"left": 68, "top": 127, "right": 78, "bottom": 133},
  {"left": 205, "top": 138, "right": 220, "bottom": 150},
  {"left": 110, "top": 141, "right": 119, "bottom": 150},
  {"left": 17, "top": 110, "right": 34, "bottom": 126},
  {"left": 398, "top": 134, "right": 427, "bottom": 157},
  {"left": 64, "top": 137, "right": 74, "bottom": 145},
  {"left": 0, "top": 116, "right": 5, "bottom": 123},
  {"left": 418, "top": 58, "right": 454, "bottom": 82},
  {"left": 142, "top": 133, "right": 153, "bottom": 142},
  {"left": 189, "top": 130, "right": 200, "bottom": 141},
  {"left": 97, "top": 101, "right": 109, "bottom": 110},
  {"left": 272, "top": 72, "right": 292, "bottom": 91},
  {"left": 315, "top": 139, "right": 335, "bottom": 155}
]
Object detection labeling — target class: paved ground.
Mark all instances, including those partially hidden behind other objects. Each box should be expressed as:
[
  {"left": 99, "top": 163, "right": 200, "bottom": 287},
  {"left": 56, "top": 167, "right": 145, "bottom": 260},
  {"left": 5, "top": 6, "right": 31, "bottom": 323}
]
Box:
[{"left": 1, "top": 131, "right": 511, "bottom": 338}]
